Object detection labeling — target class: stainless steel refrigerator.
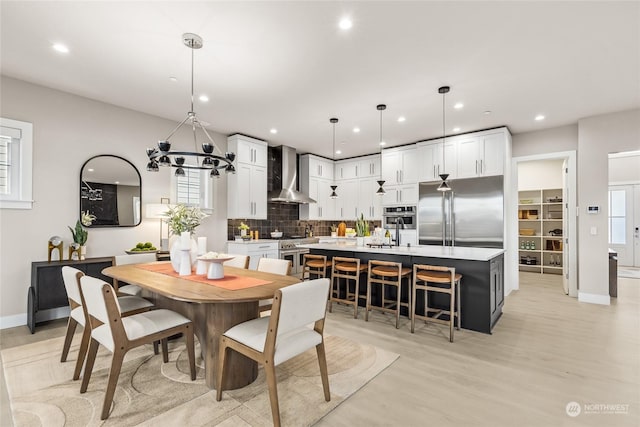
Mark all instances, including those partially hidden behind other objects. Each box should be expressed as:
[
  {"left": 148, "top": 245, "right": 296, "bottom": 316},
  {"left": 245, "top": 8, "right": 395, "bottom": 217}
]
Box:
[{"left": 418, "top": 175, "right": 504, "bottom": 248}]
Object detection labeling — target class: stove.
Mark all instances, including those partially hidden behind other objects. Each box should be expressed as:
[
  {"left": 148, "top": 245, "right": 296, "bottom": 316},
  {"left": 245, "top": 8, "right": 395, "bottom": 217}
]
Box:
[{"left": 278, "top": 237, "right": 319, "bottom": 275}]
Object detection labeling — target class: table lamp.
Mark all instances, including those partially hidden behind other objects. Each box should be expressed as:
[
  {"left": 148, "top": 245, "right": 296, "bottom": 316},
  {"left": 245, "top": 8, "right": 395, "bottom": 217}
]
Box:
[{"left": 145, "top": 198, "right": 173, "bottom": 251}]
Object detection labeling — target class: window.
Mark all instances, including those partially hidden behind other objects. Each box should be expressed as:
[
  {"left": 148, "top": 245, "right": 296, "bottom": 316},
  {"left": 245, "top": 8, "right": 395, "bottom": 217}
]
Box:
[
  {"left": 0, "top": 118, "right": 33, "bottom": 209},
  {"left": 608, "top": 189, "right": 626, "bottom": 245},
  {"left": 172, "top": 169, "right": 215, "bottom": 212}
]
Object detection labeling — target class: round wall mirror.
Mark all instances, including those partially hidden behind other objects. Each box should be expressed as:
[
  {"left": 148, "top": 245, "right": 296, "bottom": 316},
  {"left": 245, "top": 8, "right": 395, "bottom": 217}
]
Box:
[{"left": 80, "top": 155, "right": 141, "bottom": 227}]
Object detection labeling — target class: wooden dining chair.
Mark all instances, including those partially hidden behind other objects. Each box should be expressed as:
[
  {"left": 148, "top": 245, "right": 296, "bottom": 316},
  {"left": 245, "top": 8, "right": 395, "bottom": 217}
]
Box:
[
  {"left": 256, "top": 257, "right": 292, "bottom": 312},
  {"left": 216, "top": 278, "right": 331, "bottom": 427},
  {"left": 112, "top": 253, "right": 157, "bottom": 295},
  {"left": 223, "top": 254, "right": 250, "bottom": 269},
  {"left": 60, "top": 266, "right": 154, "bottom": 380},
  {"left": 79, "top": 275, "right": 196, "bottom": 420}
]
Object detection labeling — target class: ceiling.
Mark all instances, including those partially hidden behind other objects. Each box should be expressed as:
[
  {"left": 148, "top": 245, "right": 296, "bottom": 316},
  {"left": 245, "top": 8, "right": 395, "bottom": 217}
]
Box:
[{"left": 1, "top": 1, "right": 639, "bottom": 159}]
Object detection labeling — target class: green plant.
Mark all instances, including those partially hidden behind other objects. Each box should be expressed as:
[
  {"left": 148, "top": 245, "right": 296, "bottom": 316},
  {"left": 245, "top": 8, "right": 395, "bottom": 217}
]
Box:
[
  {"left": 238, "top": 222, "right": 250, "bottom": 231},
  {"left": 68, "top": 220, "right": 88, "bottom": 245},
  {"left": 355, "top": 213, "right": 368, "bottom": 237},
  {"left": 330, "top": 224, "right": 337, "bottom": 232},
  {"left": 163, "top": 204, "right": 208, "bottom": 236}
]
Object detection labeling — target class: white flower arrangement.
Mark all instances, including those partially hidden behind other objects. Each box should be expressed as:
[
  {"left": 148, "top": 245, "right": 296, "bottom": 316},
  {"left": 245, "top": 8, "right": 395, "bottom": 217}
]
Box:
[{"left": 163, "top": 204, "right": 209, "bottom": 236}]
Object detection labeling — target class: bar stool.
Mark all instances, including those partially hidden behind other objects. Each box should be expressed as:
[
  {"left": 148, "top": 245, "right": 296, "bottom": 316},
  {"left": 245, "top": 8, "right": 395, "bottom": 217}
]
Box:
[
  {"left": 329, "top": 257, "right": 367, "bottom": 319},
  {"left": 365, "top": 260, "right": 412, "bottom": 329},
  {"left": 302, "top": 254, "right": 331, "bottom": 281},
  {"left": 411, "top": 264, "right": 462, "bottom": 342}
]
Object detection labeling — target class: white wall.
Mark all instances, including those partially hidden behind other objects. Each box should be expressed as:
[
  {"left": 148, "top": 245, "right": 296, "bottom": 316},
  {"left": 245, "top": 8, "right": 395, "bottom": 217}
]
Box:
[
  {"left": 578, "top": 109, "right": 640, "bottom": 304},
  {"left": 609, "top": 153, "right": 640, "bottom": 184},
  {"left": 0, "top": 77, "right": 229, "bottom": 327},
  {"left": 512, "top": 124, "right": 578, "bottom": 158},
  {"left": 518, "top": 159, "right": 564, "bottom": 191}
]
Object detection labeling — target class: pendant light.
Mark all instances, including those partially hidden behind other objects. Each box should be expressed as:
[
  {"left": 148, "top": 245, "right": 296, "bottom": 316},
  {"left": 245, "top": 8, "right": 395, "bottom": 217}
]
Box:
[
  {"left": 376, "top": 104, "right": 386, "bottom": 195},
  {"left": 146, "top": 33, "right": 235, "bottom": 178},
  {"left": 437, "top": 86, "right": 452, "bottom": 192},
  {"left": 329, "top": 117, "right": 339, "bottom": 199}
]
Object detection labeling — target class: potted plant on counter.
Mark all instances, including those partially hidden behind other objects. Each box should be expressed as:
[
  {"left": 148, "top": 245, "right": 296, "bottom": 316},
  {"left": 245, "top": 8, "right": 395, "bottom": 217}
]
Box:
[{"left": 355, "top": 214, "right": 369, "bottom": 247}]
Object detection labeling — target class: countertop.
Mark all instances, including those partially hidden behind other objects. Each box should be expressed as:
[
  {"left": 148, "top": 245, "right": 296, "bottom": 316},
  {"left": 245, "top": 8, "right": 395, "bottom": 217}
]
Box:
[
  {"left": 298, "top": 242, "right": 505, "bottom": 262},
  {"left": 227, "top": 239, "right": 279, "bottom": 245}
]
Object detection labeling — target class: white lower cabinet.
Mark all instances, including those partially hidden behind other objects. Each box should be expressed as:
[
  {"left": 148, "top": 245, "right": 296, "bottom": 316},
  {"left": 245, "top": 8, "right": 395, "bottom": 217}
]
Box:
[
  {"left": 381, "top": 183, "right": 418, "bottom": 206},
  {"left": 226, "top": 241, "right": 279, "bottom": 270}
]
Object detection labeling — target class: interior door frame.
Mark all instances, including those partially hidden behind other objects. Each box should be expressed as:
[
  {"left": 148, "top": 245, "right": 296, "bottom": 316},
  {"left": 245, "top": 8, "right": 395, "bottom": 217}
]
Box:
[{"left": 508, "top": 151, "right": 578, "bottom": 297}]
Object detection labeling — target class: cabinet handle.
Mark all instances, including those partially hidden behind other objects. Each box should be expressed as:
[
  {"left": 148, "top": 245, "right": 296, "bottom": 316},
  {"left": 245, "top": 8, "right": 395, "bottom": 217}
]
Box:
[
  {"left": 341, "top": 207, "right": 343, "bottom": 217},
  {"left": 400, "top": 190, "right": 402, "bottom": 202},
  {"left": 355, "top": 165, "right": 358, "bottom": 177},
  {"left": 438, "top": 164, "right": 440, "bottom": 175},
  {"left": 475, "top": 160, "right": 478, "bottom": 174},
  {"left": 480, "top": 159, "right": 484, "bottom": 173},
  {"left": 355, "top": 207, "right": 358, "bottom": 217},
  {"left": 400, "top": 170, "right": 403, "bottom": 183}
]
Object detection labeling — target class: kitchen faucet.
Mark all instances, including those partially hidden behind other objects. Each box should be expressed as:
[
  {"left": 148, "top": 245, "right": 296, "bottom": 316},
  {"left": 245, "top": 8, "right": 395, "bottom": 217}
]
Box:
[{"left": 394, "top": 217, "right": 405, "bottom": 246}]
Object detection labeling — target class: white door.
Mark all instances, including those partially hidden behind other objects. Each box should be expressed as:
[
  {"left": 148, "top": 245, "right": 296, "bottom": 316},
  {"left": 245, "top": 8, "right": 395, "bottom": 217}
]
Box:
[{"left": 609, "top": 184, "right": 640, "bottom": 267}]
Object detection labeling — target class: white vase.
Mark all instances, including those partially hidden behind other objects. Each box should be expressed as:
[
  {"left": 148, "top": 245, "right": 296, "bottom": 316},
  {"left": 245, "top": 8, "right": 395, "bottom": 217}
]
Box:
[
  {"left": 169, "top": 234, "right": 198, "bottom": 273},
  {"left": 80, "top": 245, "right": 87, "bottom": 260},
  {"left": 356, "top": 236, "right": 365, "bottom": 247}
]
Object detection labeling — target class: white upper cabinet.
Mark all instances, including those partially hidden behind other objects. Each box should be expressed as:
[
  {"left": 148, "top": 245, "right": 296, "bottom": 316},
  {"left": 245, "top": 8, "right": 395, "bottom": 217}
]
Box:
[
  {"left": 454, "top": 130, "right": 506, "bottom": 179},
  {"left": 308, "top": 156, "right": 334, "bottom": 180},
  {"left": 335, "top": 179, "right": 359, "bottom": 220},
  {"left": 335, "top": 159, "right": 359, "bottom": 181},
  {"left": 358, "top": 155, "right": 381, "bottom": 178},
  {"left": 359, "top": 178, "right": 383, "bottom": 219},
  {"left": 416, "top": 139, "right": 457, "bottom": 182},
  {"left": 381, "top": 183, "right": 418, "bottom": 206},
  {"left": 381, "top": 146, "right": 418, "bottom": 185},
  {"left": 227, "top": 135, "right": 268, "bottom": 219},
  {"left": 231, "top": 134, "right": 268, "bottom": 168}
]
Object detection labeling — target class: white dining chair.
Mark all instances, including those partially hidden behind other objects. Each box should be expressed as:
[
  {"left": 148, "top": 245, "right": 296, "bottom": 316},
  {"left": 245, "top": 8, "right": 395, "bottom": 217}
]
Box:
[
  {"left": 223, "top": 254, "right": 250, "bottom": 269},
  {"left": 216, "top": 278, "right": 331, "bottom": 427},
  {"left": 256, "top": 257, "right": 292, "bottom": 312},
  {"left": 112, "top": 253, "right": 157, "bottom": 295},
  {"left": 79, "top": 275, "right": 196, "bottom": 420},
  {"left": 60, "top": 266, "right": 154, "bottom": 380}
]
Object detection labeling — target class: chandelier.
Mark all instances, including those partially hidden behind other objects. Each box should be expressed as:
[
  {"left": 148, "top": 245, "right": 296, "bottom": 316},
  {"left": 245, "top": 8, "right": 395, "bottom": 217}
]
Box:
[{"left": 146, "top": 33, "right": 235, "bottom": 178}]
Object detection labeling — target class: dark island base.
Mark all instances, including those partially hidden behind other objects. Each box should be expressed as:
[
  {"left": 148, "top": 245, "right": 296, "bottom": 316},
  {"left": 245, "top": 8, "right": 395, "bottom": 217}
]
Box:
[{"left": 311, "top": 249, "right": 504, "bottom": 334}]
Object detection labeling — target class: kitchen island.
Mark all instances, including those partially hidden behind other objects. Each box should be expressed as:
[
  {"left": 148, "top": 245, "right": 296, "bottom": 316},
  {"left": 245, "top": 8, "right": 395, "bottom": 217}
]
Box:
[{"left": 299, "top": 242, "right": 505, "bottom": 334}]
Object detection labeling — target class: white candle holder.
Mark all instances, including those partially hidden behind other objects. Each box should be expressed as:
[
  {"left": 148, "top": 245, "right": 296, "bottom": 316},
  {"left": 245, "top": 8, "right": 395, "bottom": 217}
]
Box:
[{"left": 179, "top": 249, "right": 192, "bottom": 276}]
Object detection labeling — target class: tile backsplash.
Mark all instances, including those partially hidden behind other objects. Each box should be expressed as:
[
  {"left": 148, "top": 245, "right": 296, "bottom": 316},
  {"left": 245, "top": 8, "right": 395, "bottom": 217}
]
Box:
[{"left": 227, "top": 203, "right": 381, "bottom": 240}]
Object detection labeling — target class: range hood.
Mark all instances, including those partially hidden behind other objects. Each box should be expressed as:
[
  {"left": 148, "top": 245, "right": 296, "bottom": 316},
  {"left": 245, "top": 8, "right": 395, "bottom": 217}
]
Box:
[{"left": 268, "top": 145, "right": 316, "bottom": 204}]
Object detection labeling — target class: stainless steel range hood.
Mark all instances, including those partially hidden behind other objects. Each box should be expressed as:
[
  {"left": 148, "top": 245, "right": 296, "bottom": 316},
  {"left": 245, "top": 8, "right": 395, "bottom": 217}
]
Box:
[{"left": 268, "top": 145, "right": 316, "bottom": 204}]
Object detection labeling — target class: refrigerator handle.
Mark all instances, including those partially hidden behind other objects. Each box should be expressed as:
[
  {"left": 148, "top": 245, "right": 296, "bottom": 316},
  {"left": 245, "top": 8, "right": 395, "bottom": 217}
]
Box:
[
  {"left": 442, "top": 192, "right": 447, "bottom": 246},
  {"left": 450, "top": 192, "right": 455, "bottom": 246}
]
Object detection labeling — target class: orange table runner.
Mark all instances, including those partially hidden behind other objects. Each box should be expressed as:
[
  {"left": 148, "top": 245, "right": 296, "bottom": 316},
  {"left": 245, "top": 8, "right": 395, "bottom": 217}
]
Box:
[{"left": 137, "top": 262, "right": 272, "bottom": 290}]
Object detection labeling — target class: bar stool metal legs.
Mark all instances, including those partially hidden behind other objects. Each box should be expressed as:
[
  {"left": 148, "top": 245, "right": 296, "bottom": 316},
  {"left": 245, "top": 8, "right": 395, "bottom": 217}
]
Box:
[
  {"left": 411, "top": 264, "right": 462, "bottom": 342},
  {"left": 365, "top": 260, "right": 412, "bottom": 329},
  {"left": 329, "top": 257, "right": 367, "bottom": 319}
]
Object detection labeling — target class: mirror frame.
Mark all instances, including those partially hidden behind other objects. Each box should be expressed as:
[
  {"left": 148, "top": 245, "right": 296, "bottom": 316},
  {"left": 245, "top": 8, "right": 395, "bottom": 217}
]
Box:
[{"left": 80, "top": 154, "right": 142, "bottom": 228}]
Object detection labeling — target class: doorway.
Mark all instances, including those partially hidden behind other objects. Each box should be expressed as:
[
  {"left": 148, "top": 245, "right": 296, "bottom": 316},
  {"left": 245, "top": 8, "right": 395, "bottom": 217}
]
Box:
[
  {"left": 508, "top": 151, "right": 577, "bottom": 297},
  {"left": 608, "top": 151, "right": 640, "bottom": 268}
]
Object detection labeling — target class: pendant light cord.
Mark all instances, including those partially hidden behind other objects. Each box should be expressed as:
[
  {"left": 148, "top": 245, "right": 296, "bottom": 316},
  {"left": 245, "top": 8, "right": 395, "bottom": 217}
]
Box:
[{"left": 442, "top": 89, "right": 445, "bottom": 171}]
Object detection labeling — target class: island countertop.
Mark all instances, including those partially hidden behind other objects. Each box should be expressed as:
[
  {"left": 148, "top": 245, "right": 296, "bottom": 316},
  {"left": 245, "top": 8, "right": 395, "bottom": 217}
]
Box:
[{"left": 298, "top": 242, "right": 504, "bottom": 262}]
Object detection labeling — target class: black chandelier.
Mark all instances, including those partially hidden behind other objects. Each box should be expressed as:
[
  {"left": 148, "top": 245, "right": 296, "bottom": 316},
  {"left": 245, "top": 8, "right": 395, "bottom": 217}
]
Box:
[{"left": 146, "top": 33, "right": 235, "bottom": 178}]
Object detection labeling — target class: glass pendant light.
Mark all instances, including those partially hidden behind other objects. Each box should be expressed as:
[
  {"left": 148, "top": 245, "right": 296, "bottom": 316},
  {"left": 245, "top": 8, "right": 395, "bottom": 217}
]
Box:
[
  {"left": 437, "top": 86, "right": 452, "bottom": 192},
  {"left": 376, "top": 104, "right": 386, "bottom": 195},
  {"left": 330, "top": 118, "right": 339, "bottom": 199}
]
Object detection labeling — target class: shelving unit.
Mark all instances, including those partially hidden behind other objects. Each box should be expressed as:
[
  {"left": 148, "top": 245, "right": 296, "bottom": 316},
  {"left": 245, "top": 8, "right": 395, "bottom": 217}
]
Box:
[{"left": 518, "top": 189, "right": 564, "bottom": 274}]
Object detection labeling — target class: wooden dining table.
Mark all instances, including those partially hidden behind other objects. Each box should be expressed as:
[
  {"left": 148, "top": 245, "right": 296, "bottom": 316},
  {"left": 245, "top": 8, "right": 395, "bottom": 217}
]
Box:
[{"left": 102, "top": 262, "right": 300, "bottom": 389}]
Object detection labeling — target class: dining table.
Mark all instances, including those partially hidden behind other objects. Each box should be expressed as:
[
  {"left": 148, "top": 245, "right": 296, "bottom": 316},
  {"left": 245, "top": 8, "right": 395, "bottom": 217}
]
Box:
[{"left": 102, "top": 262, "right": 300, "bottom": 389}]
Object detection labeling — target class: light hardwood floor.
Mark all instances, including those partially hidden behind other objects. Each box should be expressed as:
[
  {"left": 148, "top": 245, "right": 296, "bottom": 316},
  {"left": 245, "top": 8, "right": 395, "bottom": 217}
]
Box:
[{"left": 1, "top": 273, "right": 638, "bottom": 426}]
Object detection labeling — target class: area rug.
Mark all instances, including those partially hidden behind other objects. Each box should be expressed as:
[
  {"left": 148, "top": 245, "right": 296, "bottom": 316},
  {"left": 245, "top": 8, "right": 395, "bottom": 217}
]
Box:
[
  {"left": 2, "top": 334, "right": 398, "bottom": 426},
  {"left": 618, "top": 267, "right": 640, "bottom": 279}
]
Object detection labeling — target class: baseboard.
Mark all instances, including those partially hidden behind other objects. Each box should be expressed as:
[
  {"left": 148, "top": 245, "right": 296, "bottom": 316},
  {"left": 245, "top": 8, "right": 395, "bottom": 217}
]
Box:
[
  {"left": 0, "top": 307, "right": 69, "bottom": 330},
  {"left": 578, "top": 292, "right": 610, "bottom": 305}
]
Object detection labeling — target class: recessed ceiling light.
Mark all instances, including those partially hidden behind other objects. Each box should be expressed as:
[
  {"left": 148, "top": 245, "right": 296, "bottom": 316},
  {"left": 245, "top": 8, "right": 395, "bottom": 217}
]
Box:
[
  {"left": 52, "top": 43, "right": 69, "bottom": 54},
  {"left": 453, "top": 103, "right": 464, "bottom": 109},
  {"left": 199, "top": 95, "right": 209, "bottom": 102},
  {"left": 336, "top": 150, "right": 342, "bottom": 154},
  {"left": 114, "top": 181, "right": 120, "bottom": 185},
  {"left": 483, "top": 110, "right": 492, "bottom": 115},
  {"left": 379, "top": 141, "right": 386, "bottom": 146},
  {"left": 452, "top": 127, "right": 461, "bottom": 132},
  {"left": 169, "top": 76, "right": 178, "bottom": 82},
  {"left": 397, "top": 116, "right": 406, "bottom": 122},
  {"left": 339, "top": 18, "right": 353, "bottom": 30},
  {"left": 535, "top": 114, "right": 545, "bottom": 121},
  {"left": 353, "top": 127, "right": 360, "bottom": 133},
  {"left": 87, "top": 168, "right": 94, "bottom": 172},
  {"left": 270, "top": 128, "right": 278, "bottom": 134}
]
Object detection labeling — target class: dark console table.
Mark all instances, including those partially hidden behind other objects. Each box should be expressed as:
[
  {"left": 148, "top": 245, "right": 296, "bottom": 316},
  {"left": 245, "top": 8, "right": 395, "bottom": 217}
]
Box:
[{"left": 28, "top": 257, "right": 113, "bottom": 333}]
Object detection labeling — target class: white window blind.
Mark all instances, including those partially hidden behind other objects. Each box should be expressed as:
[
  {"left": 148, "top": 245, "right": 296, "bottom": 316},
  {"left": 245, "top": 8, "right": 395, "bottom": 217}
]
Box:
[
  {"left": 0, "top": 118, "right": 32, "bottom": 209},
  {"left": 176, "top": 169, "right": 201, "bottom": 206}
]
